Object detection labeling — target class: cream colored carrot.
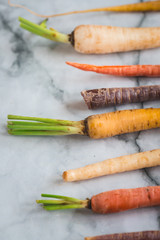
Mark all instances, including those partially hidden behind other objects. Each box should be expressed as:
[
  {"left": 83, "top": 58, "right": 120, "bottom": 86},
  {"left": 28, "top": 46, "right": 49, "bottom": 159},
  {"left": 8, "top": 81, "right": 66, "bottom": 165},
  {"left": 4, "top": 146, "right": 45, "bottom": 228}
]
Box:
[
  {"left": 74, "top": 25, "right": 160, "bottom": 54},
  {"left": 63, "top": 149, "right": 160, "bottom": 182},
  {"left": 18, "top": 18, "right": 160, "bottom": 54}
]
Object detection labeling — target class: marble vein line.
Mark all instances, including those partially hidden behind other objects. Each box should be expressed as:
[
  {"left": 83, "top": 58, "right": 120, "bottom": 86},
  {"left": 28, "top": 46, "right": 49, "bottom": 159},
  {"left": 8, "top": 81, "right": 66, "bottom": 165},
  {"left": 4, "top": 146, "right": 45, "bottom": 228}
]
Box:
[{"left": 0, "top": 14, "right": 32, "bottom": 75}]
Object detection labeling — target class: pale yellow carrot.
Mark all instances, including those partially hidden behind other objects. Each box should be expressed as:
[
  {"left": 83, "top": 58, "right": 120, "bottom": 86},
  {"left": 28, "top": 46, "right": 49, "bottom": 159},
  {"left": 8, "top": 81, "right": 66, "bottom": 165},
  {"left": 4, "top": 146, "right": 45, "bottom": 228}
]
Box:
[
  {"left": 74, "top": 25, "right": 160, "bottom": 54},
  {"left": 63, "top": 149, "right": 160, "bottom": 182},
  {"left": 18, "top": 18, "right": 160, "bottom": 54}
]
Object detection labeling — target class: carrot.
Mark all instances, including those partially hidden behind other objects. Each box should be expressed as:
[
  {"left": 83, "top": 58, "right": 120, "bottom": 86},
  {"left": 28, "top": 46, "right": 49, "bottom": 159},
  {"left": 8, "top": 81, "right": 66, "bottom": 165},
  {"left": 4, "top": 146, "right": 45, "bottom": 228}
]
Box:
[
  {"left": 18, "top": 17, "right": 160, "bottom": 54},
  {"left": 85, "top": 231, "right": 160, "bottom": 240},
  {"left": 8, "top": 1, "right": 160, "bottom": 18},
  {"left": 81, "top": 85, "right": 160, "bottom": 109},
  {"left": 66, "top": 62, "right": 160, "bottom": 77},
  {"left": 36, "top": 186, "right": 160, "bottom": 214},
  {"left": 7, "top": 108, "right": 160, "bottom": 139},
  {"left": 63, "top": 149, "right": 160, "bottom": 182}
]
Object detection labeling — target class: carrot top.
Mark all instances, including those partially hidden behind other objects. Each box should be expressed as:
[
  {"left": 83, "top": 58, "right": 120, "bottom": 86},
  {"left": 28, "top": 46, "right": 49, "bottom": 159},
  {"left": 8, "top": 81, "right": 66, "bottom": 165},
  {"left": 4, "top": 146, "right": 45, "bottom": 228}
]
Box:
[
  {"left": 18, "top": 17, "right": 70, "bottom": 43},
  {"left": 36, "top": 194, "right": 89, "bottom": 211}
]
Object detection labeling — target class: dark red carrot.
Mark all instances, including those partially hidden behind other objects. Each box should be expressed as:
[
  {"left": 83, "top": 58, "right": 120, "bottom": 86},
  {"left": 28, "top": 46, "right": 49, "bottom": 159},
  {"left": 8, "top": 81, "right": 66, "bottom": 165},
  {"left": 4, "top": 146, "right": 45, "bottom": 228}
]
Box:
[
  {"left": 85, "top": 231, "right": 160, "bottom": 240},
  {"left": 66, "top": 62, "right": 160, "bottom": 77},
  {"left": 37, "top": 186, "right": 160, "bottom": 214},
  {"left": 81, "top": 85, "right": 160, "bottom": 109}
]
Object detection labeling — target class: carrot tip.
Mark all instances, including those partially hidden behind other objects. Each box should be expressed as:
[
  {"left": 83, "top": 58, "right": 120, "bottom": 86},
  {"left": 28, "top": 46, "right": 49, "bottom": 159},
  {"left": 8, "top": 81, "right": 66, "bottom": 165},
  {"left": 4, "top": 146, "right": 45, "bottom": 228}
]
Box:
[
  {"left": 66, "top": 61, "right": 74, "bottom": 67},
  {"left": 62, "top": 171, "right": 68, "bottom": 181}
]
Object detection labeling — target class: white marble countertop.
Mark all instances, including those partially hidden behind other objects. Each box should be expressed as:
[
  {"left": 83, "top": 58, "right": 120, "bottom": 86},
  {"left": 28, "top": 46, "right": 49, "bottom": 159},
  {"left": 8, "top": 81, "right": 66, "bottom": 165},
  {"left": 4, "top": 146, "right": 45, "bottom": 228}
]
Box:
[{"left": 0, "top": 0, "right": 160, "bottom": 239}]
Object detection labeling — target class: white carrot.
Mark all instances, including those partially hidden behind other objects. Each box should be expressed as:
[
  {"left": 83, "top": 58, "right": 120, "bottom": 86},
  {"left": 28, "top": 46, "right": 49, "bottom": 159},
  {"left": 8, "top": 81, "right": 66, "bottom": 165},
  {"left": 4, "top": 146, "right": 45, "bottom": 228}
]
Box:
[
  {"left": 63, "top": 149, "right": 160, "bottom": 182},
  {"left": 18, "top": 17, "right": 160, "bottom": 54},
  {"left": 74, "top": 25, "right": 160, "bottom": 54}
]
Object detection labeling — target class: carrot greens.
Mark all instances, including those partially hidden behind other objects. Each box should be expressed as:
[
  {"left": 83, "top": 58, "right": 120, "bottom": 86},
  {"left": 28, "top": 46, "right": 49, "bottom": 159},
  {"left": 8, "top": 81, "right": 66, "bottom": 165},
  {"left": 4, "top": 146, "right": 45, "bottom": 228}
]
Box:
[
  {"left": 8, "top": 115, "right": 84, "bottom": 136},
  {"left": 37, "top": 194, "right": 88, "bottom": 211},
  {"left": 19, "top": 17, "right": 70, "bottom": 43}
]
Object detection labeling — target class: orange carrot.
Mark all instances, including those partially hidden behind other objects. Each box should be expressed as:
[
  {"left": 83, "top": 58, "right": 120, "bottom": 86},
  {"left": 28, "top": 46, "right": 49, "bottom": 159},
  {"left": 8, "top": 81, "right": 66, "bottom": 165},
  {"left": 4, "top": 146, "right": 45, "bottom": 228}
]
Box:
[
  {"left": 18, "top": 18, "right": 160, "bottom": 54},
  {"left": 85, "top": 231, "right": 160, "bottom": 240},
  {"left": 66, "top": 62, "right": 160, "bottom": 77},
  {"left": 36, "top": 186, "right": 160, "bottom": 214},
  {"left": 91, "top": 186, "right": 160, "bottom": 214}
]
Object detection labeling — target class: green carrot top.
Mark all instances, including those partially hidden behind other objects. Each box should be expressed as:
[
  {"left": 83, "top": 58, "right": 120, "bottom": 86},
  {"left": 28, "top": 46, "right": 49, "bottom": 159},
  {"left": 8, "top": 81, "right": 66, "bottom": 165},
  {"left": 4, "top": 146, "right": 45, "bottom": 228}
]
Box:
[
  {"left": 36, "top": 194, "right": 89, "bottom": 211},
  {"left": 18, "top": 17, "right": 70, "bottom": 43}
]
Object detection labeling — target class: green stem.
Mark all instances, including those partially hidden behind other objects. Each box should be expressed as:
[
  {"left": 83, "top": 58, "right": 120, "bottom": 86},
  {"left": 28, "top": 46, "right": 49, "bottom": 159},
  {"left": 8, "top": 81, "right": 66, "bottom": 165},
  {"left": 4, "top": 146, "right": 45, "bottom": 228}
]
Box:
[
  {"left": 20, "top": 23, "right": 49, "bottom": 39},
  {"left": 43, "top": 204, "right": 85, "bottom": 211},
  {"left": 41, "top": 194, "right": 83, "bottom": 203},
  {"left": 36, "top": 194, "right": 89, "bottom": 211},
  {"left": 8, "top": 121, "right": 54, "bottom": 126},
  {"left": 36, "top": 200, "right": 69, "bottom": 205},
  {"left": 8, "top": 115, "right": 76, "bottom": 126},
  {"left": 18, "top": 17, "right": 70, "bottom": 43},
  {"left": 8, "top": 124, "right": 79, "bottom": 133},
  {"left": 7, "top": 115, "right": 84, "bottom": 136},
  {"left": 8, "top": 130, "right": 74, "bottom": 136}
]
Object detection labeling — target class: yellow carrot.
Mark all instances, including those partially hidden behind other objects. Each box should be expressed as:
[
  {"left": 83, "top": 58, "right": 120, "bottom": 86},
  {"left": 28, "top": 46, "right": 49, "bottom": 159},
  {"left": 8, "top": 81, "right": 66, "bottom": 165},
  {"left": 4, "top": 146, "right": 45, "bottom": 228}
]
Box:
[
  {"left": 8, "top": 108, "right": 160, "bottom": 139},
  {"left": 63, "top": 149, "right": 160, "bottom": 182},
  {"left": 86, "top": 108, "right": 160, "bottom": 139},
  {"left": 18, "top": 17, "right": 160, "bottom": 54},
  {"left": 8, "top": 1, "right": 160, "bottom": 18}
]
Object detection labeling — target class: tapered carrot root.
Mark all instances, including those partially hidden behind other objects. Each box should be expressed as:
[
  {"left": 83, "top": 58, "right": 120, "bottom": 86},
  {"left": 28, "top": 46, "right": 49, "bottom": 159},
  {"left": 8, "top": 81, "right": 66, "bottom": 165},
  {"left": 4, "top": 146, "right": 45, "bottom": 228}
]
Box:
[
  {"left": 66, "top": 62, "right": 160, "bottom": 77},
  {"left": 8, "top": 1, "right": 160, "bottom": 19},
  {"left": 86, "top": 108, "right": 160, "bottom": 139},
  {"left": 81, "top": 85, "right": 160, "bottom": 109},
  {"left": 91, "top": 186, "right": 160, "bottom": 214},
  {"left": 74, "top": 25, "right": 160, "bottom": 54},
  {"left": 63, "top": 149, "right": 160, "bottom": 182},
  {"left": 85, "top": 231, "right": 160, "bottom": 240}
]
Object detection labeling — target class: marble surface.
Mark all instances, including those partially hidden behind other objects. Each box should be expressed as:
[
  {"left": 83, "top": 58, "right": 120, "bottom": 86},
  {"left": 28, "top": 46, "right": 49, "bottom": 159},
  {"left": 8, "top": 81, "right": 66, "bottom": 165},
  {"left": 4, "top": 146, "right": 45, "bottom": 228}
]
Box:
[{"left": 0, "top": 0, "right": 160, "bottom": 239}]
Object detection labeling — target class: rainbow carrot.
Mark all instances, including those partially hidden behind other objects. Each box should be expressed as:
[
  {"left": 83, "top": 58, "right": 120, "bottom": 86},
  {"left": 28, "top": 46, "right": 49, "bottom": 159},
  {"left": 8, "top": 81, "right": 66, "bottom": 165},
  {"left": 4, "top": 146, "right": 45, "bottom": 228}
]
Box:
[
  {"left": 18, "top": 17, "right": 160, "bottom": 54},
  {"left": 8, "top": 1, "right": 160, "bottom": 18},
  {"left": 66, "top": 62, "right": 160, "bottom": 77},
  {"left": 85, "top": 231, "right": 160, "bottom": 240},
  {"left": 7, "top": 108, "right": 160, "bottom": 139},
  {"left": 63, "top": 149, "right": 160, "bottom": 182},
  {"left": 37, "top": 186, "right": 160, "bottom": 214},
  {"left": 81, "top": 85, "right": 160, "bottom": 109}
]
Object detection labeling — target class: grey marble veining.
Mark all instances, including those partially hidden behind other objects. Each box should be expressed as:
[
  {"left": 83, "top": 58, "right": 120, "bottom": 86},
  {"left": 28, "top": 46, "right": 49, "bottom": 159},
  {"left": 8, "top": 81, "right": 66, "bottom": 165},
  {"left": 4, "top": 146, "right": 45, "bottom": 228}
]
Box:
[{"left": 0, "top": 0, "right": 160, "bottom": 239}]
